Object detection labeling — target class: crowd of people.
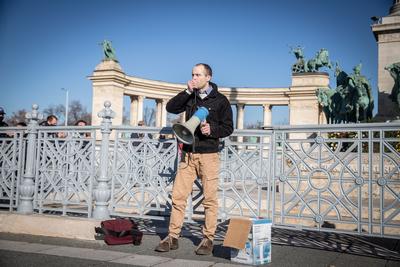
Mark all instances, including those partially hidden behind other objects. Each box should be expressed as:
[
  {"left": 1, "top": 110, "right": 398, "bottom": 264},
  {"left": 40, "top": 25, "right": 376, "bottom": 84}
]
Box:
[
  {"left": 0, "top": 107, "right": 153, "bottom": 142},
  {"left": 0, "top": 107, "right": 90, "bottom": 138}
]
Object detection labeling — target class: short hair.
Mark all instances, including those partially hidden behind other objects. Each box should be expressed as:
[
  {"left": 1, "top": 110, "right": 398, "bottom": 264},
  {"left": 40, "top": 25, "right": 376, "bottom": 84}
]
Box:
[
  {"left": 195, "top": 63, "right": 212, "bottom": 77},
  {"left": 47, "top": 115, "right": 58, "bottom": 122},
  {"left": 75, "top": 119, "right": 88, "bottom": 126}
]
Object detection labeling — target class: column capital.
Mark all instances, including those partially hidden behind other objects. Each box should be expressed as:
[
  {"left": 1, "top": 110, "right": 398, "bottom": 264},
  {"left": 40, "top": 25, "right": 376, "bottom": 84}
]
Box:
[
  {"left": 237, "top": 103, "right": 245, "bottom": 109},
  {"left": 263, "top": 104, "right": 272, "bottom": 110}
]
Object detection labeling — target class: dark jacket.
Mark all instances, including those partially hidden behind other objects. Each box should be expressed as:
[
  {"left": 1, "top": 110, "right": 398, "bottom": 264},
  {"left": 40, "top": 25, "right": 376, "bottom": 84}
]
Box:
[{"left": 167, "top": 82, "right": 233, "bottom": 153}]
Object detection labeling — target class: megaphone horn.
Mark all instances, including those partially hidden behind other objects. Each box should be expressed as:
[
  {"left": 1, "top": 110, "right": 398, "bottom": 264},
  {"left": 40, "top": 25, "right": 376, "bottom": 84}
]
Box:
[{"left": 172, "top": 107, "right": 209, "bottom": 145}]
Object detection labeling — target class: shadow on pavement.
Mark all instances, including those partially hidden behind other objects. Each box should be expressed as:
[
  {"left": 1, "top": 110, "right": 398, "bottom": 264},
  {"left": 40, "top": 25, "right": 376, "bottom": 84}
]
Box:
[{"left": 130, "top": 217, "right": 400, "bottom": 261}]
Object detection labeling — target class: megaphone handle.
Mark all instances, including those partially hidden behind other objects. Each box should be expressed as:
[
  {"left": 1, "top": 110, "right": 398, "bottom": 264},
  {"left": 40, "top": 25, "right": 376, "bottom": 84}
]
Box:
[{"left": 192, "top": 133, "right": 196, "bottom": 152}]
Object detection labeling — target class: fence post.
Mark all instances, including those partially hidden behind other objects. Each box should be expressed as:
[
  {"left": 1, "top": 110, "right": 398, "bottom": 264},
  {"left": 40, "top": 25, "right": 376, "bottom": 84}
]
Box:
[
  {"left": 17, "top": 104, "right": 43, "bottom": 214},
  {"left": 93, "top": 101, "right": 115, "bottom": 219}
]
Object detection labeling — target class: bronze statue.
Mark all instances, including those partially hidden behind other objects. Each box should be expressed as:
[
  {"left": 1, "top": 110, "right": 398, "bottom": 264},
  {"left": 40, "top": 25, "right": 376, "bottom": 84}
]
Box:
[
  {"left": 291, "top": 47, "right": 332, "bottom": 73},
  {"left": 385, "top": 62, "right": 400, "bottom": 109},
  {"left": 306, "top": 48, "right": 332, "bottom": 72},
  {"left": 347, "top": 63, "right": 374, "bottom": 122},
  {"left": 317, "top": 63, "right": 374, "bottom": 123},
  {"left": 100, "top": 40, "right": 117, "bottom": 61},
  {"left": 290, "top": 46, "right": 306, "bottom": 73}
]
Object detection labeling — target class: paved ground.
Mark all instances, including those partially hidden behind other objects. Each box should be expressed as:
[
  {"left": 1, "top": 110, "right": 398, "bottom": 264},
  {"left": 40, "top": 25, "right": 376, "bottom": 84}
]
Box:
[{"left": 0, "top": 220, "right": 400, "bottom": 267}]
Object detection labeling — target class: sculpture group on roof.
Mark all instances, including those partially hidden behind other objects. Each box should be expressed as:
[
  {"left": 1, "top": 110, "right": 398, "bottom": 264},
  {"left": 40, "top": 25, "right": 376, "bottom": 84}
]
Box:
[
  {"left": 290, "top": 46, "right": 374, "bottom": 123},
  {"left": 291, "top": 46, "right": 333, "bottom": 73}
]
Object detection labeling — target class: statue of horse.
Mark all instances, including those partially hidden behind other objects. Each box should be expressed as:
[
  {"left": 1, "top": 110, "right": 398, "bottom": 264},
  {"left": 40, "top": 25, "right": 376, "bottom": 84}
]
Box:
[
  {"left": 290, "top": 46, "right": 307, "bottom": 73},
  {"left": 385, "top": 62, "right": 400, "bottom": 109},
  {"left": 305, "top": 48, "right": 332, "bottom": 72},
  {"left": 317, "top": 88, "right": 335, "bottom": 123},
  {"left": 347, "top": 64, "right": 374, "bottom": 122}
]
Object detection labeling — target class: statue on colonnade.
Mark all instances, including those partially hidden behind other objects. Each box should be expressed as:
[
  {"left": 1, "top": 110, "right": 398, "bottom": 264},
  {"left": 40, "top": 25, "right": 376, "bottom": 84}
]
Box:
[{"left": 100, "top": 40, "right": 118, "bottom": 61}]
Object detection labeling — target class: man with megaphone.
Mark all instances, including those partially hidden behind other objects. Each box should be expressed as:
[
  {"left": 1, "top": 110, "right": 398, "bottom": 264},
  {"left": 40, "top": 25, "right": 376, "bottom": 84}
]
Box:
[{"left": 155, "top": 63, "right": 233, "bottom": 255}]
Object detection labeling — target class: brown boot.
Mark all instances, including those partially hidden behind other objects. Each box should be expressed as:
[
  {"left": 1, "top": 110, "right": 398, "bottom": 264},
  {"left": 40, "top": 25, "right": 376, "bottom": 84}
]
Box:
[
  {"left": 155, "top": 235, "right": 179, "bottom": 252},
  {"left": 195, "top": 237, "right": 213, "bottom": 255}
]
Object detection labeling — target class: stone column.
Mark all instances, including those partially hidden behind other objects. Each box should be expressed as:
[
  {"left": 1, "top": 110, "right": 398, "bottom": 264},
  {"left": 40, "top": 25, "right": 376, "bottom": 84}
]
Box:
[
  {"left": 130, "top": 96, "right": 138, "bottom": 126},
  {"left": 93, "top": 101, "right": 115, "bottom": 219},
  {"left": 89, "top": 60, "right": 124, "bottom": 127},
  {"left": 263, "top": 104, "right": 272, "bottom": 126},
  {"left": 236, "top": 103, "right": 245, "bottom": 145},
  {"left": 371, "top": 0, "right": 400, "bottom": 120},
  {"left": 156, "top": 100, "right": 162, "bottom": 127},
  {"left": 18, "top": 104, "right": 43, "bottom": 214},
  {"left": 161, "top": 99, "right": 168, "bottom": 127},
  {"left": 236, "top": 103, "right": 245, "bottom": 129},
  {"left": 179, "top": 113, "right": 186, "bottom": 123},
  {"left": 289, "top": 73, "right": 330, "bottom": 125},
  {"left": 137, "top": 96, "right": 144, "bottom": 122}
]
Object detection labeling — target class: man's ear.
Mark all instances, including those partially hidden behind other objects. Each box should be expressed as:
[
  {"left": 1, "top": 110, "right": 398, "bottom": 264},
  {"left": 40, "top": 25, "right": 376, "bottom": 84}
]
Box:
[{"left": 206, "top": 75, "right": 211, "bottom": 82}]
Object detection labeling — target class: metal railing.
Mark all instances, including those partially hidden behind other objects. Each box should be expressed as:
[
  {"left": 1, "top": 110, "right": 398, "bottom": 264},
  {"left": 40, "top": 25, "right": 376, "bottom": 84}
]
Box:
[{"left": 0, "top": 102, "right": 399, "bottom": 238}]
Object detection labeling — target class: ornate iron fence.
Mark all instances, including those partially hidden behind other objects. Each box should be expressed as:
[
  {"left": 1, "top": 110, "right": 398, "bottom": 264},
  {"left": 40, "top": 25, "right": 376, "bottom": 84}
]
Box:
[{"left": 0, "top": 102, "right": 399, "bottom": 239}]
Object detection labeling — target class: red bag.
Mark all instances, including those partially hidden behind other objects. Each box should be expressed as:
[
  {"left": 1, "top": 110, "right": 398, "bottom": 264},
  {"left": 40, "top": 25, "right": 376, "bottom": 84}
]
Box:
[
  {"left": 101, "top": 218, "right": 136, "bottom": 237},
  {"left": 95, "top": 218, "right": 143, "bottom": 245}
]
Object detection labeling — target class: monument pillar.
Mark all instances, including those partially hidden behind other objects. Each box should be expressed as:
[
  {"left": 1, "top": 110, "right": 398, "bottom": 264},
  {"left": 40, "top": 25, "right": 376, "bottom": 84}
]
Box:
[
  {"left": 289, "top": 73, "right": 330, "bottom": 125},
  {"left": 90, "top": 60, "right": 125, "bottom": 126},
  {"left": 372, "top": 0, "right": 400, "bottom": 120}
]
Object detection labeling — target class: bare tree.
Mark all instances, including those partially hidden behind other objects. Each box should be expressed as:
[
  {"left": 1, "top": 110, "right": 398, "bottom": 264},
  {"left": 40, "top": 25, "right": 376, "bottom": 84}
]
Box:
[
  {"left": 143, "top": 107, "right": 155, "bottom": 126},
  {"left": 167, "top": 113, "right": 181, "bottom": 126},
  {"left": 42, "top": 101, "right": 91, "bottom": 125},
  {"left": 42, "top": 104, "right": 64, "bottom": 123},
  {"left": 122, "top": 106, "right": 129, "bottom": 125},
  {"left": 6, "top": 109, "right": 28, "bottom": 125},
  {"left": 67, "top": 100, "right": 91, "bottom": 125},
  {"left": 245, "top": 120, "right": 263, "bottom": 129}
]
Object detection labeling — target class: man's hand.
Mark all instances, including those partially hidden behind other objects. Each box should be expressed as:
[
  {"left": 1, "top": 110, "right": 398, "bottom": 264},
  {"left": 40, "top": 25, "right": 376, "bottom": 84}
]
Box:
[
  {"left": 187, "top": 80, "right": 196, "bottom": 93},
  {"left": 200, "top": 121, "right": 210, "bottom": 136}
]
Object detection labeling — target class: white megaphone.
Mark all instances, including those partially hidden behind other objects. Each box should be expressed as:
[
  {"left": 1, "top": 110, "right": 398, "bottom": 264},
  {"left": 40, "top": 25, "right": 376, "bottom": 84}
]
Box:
[{"left": 172, "top": 107, "right": 209, "bottom": 145}]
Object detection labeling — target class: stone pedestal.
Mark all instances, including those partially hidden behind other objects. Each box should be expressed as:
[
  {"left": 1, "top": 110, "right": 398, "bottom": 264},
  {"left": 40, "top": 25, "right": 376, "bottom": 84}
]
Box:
[
  {"left": 289, "top": 72, "right": 330, "bottom": 126},
  {"left": 372, "top": 1, "right": 400, "bottom": 120},
  {"left": 89, "top": 60, "right": 125, "bottom": 127}
]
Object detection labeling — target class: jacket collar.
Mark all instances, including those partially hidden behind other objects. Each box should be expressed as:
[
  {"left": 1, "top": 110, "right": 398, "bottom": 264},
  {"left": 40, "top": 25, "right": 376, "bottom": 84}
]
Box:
[{"left": 207, "top": 82, "right": 218, "bottom": 98}]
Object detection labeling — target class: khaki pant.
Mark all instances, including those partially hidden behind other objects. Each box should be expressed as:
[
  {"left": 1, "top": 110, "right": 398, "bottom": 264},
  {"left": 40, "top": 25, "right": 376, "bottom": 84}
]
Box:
[{"left": 168, "top": 152, "right": 220, "bottom": 240}]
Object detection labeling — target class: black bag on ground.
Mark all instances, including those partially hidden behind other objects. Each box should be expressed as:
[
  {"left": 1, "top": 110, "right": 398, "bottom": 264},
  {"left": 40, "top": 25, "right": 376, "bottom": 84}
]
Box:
[{"left": 95, "top": 218, "right": 143, "bottom": 245}]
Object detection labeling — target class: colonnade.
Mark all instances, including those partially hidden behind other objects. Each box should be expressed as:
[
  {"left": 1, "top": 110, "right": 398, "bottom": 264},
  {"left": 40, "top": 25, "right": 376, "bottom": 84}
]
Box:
[
  {"left": 127, "top": 95, "right": 273, "bottom": 129},
  {"left": 89, "top": 60, "right": 329, "bottom": 128}
]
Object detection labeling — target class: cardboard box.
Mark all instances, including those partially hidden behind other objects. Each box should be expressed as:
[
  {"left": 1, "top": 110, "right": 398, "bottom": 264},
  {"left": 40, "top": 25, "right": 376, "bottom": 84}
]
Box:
[{"left": 223, "top": 217, "right": 272, "bottom": 265}]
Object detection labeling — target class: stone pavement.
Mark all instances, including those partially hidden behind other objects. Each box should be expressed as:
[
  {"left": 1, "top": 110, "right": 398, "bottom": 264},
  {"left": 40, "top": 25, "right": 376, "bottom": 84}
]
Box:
[{"left": 0, "top": 222, "right": 400, "bottom": 267}]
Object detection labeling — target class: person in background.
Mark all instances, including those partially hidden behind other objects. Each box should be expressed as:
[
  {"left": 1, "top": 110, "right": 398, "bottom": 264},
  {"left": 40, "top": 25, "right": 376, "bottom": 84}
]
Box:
[
  {"left": 131, "top": 120, "right": 152, "bottom": 145},
  {"left": 39, "top": 115, "right": 58, "bottom": 127},
  {"left": 39, "top": 115, "right": 64, "bottom": 138},
  {"left": 0, "top": 107, "right": 9, "bottom": 138},
  {"left": 74, "top": 120, "right": 90, "bottom": 138}
]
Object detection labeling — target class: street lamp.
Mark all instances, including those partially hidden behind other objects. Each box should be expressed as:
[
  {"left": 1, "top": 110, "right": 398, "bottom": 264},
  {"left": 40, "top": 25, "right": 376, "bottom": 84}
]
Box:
[{"left": 61, "top": 88, "right": 69, "bottom": 126}]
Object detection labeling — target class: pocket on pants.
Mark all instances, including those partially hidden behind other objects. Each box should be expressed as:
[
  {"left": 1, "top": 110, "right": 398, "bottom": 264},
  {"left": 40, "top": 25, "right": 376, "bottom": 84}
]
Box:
[{"left": 202, "top": 153, "right": 220, "bottom": 181}]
